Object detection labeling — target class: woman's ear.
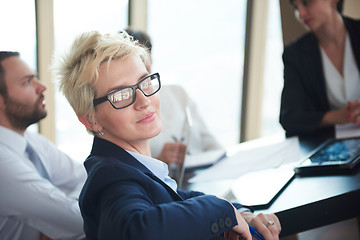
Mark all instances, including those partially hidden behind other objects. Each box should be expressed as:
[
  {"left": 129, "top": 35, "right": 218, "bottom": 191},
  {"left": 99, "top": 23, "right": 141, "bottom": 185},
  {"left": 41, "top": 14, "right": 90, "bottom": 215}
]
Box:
[{"left": 78, "top": 114, "right": 98, "bottom": 132}]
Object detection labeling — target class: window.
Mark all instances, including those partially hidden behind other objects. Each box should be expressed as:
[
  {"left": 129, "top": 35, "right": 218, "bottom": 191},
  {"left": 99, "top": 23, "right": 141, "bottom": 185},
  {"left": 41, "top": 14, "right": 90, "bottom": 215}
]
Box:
[
  {"left": 148, "top": 0, "right": 247, "bottom": 146},
  {"left": 261, "top": 0, "right": 285, "bottom": 137},
  {"left": 53, "top": 0, "right": 129, "bottom": 161},
  {"left": 0, "top": 0, "right": 38, "bottom": 132},
  {"left": 0, "top": 1, "right": 37, "bottom": 67}
]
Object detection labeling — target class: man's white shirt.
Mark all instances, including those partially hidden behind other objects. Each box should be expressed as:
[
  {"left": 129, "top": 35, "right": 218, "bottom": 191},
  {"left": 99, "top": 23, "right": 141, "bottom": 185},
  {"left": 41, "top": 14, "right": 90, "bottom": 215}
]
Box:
[{"left": 0, "top": 126, "right": 86, "bottom": 240}]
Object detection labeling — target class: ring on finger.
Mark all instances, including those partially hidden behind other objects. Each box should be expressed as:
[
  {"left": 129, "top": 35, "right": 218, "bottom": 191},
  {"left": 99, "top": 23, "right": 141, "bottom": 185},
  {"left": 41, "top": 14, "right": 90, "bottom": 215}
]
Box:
[{"left": 266, "top": 220, "right": 275, "bottom": 227}]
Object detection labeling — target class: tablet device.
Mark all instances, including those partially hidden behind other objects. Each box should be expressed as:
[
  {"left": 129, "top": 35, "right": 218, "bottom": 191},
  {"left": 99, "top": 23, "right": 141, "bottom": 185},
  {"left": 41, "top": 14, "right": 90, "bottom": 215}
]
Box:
[{"left": 295, "top": 137, "right": 360, "bottom": 176}]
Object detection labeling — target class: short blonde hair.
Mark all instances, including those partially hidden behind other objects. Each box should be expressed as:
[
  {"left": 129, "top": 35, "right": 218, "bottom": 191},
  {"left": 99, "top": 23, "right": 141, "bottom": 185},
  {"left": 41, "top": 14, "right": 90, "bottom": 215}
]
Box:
[{"left": 53, "top": 30, "right": 148, "bottom": 123}]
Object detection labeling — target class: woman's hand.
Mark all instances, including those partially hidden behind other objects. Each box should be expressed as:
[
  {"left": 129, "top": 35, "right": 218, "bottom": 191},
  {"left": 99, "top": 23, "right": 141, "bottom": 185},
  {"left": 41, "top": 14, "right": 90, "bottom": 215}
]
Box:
[
  {"left": 40, "top": 234, "right": 53, "bottom": 240},
  {"left": 347, "top": 100, "right": 360, "bottom": 124},
  {"left": 156, "top": 142, "right": 187, "bottom": 165},
  {"left": 321, "top": 100, "right": 360, "bottom": 127},
  {"left": 321, "top": 106, "right": 351, "bottom": 126},
  {"left": 241, "top": 211, "right": 281, "bottom": 240}
]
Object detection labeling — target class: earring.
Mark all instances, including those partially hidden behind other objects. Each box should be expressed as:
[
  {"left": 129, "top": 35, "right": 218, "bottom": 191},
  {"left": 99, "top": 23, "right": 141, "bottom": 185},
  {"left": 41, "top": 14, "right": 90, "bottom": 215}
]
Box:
[{"left": 97, "top": 129, "right": 104, "bottom": 136}]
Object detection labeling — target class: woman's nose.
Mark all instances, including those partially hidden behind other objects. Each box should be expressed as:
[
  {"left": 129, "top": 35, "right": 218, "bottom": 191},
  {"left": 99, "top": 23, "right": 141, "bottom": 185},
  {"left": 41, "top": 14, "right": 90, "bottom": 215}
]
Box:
[{"left": 134, "top": 88, "right": 150, "bottom": 109}]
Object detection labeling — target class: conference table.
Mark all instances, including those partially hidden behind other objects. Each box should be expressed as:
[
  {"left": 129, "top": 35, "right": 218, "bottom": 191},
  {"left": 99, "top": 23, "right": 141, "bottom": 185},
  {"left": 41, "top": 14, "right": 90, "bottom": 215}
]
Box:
[{"left": 182, "top": 132, "right": 360, "bottom": 238}]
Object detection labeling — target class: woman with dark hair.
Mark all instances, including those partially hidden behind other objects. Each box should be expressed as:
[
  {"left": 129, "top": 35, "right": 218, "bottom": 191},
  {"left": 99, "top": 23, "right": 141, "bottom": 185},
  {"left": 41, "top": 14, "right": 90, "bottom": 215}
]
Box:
[{"left": 280, "top": 0, "right": 360, "bottom": 137}]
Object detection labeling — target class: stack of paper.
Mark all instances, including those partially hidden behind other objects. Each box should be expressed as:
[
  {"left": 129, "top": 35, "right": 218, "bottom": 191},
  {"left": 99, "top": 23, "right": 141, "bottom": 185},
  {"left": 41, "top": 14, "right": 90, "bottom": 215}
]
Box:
[{"left": 188, "top": 136, "right": 301, "bottom": 183}]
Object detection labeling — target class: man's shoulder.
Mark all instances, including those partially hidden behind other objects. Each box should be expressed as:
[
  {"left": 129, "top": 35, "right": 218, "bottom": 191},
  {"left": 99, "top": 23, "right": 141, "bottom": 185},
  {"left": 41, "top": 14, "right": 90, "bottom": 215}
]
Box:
[{"left": 25, "top": 130, "right": 54, "bottom": 148}]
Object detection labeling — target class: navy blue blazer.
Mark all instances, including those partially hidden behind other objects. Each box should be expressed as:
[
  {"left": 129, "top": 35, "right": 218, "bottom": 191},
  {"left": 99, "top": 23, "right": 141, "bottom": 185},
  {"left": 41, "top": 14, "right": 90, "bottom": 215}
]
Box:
[
  {"left": 280, "top": 17, "right": 360, "bottom": 137},
  {"left": 79, "top": 137, "right": 242, "bottom": 240}
]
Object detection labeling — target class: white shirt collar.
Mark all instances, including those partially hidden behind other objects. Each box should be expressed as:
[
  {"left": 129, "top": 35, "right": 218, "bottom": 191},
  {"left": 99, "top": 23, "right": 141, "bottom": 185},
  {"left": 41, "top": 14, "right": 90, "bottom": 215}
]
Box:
[{"left": 125, "top": 150, "right": 178, "bottom": 192}]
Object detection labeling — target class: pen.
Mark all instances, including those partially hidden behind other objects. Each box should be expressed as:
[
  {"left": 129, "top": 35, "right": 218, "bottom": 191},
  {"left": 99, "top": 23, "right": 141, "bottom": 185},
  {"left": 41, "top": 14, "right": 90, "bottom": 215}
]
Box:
[
  {"left": 249, "top": 225, "right": 264, "bottom": 240},
  {"left": 172, "top": 135, "right": 185, "bottom": 143}
]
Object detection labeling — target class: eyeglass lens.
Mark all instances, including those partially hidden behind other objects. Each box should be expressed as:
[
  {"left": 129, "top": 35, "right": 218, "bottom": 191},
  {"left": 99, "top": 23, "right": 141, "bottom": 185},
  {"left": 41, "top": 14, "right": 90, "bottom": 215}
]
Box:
[{"left": 108, "top": 74, "right": 160, "bottom": 109}]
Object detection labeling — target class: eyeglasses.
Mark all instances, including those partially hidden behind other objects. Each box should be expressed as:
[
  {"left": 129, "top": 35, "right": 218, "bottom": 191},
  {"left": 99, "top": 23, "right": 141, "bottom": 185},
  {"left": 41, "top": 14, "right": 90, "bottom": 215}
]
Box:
[{"left": 93, "top": 72, "right": 161, "bottom": 109}]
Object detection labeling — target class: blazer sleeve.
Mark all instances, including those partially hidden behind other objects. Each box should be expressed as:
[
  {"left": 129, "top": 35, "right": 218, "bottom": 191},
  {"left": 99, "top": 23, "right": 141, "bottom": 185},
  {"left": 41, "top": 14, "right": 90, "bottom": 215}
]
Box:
[
  {"left": 280, "top": 41, "right": 328, "bottom": 137},
  {"left": 84, "top": 163, "right": 238, "bottom": 240},
  {"left": 177, "top": 189, "right": 205, "bottom": 199}
]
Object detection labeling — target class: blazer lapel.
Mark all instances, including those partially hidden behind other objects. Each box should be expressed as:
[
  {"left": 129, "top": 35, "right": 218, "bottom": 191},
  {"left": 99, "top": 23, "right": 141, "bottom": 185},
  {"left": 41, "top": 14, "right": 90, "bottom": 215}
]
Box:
[
  {"left": 90, "top": 137, "right": 184, "bottom": 202},
  {"left": 344, "top": 17, "right": 360, "bottom": 72},
  {"left": 300, "top": 34, "right": 330, "bottom": 109},
  {"left": 145, "top": 172, "right": 184, "bottom": 201}
]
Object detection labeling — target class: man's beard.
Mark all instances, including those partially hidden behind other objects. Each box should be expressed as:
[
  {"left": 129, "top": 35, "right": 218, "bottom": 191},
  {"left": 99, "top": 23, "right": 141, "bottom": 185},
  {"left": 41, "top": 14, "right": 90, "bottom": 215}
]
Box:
[{"left": 4, "top": 95, "right": 47, "bottom": 131}]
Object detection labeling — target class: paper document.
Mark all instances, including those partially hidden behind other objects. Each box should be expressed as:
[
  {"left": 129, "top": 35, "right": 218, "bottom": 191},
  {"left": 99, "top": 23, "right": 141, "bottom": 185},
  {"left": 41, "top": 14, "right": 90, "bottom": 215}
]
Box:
[
  {"left": 223, "top": 162, "right": 296, "bottom": 209},
  {"left": 188, "top": 136, "right": 301, "bottom": 183},
  {"left": 184, "top": 149, "right": 226, "bottom": 169},
  {"left": 335, "top": 123, "right": 360, "bottom": 139}
]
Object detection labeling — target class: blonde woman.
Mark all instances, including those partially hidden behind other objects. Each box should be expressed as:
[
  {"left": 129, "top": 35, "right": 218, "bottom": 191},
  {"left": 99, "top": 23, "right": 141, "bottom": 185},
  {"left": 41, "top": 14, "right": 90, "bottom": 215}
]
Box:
[{"left": 54, "top": 31, "right": 281, "bottom": 240}]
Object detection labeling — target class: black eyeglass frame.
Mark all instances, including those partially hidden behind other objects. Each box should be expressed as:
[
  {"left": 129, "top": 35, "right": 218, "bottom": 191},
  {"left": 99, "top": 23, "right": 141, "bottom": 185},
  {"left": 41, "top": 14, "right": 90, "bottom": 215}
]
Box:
[{"left": 93, "top": 72, "right": 161, "bottom": 109}]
